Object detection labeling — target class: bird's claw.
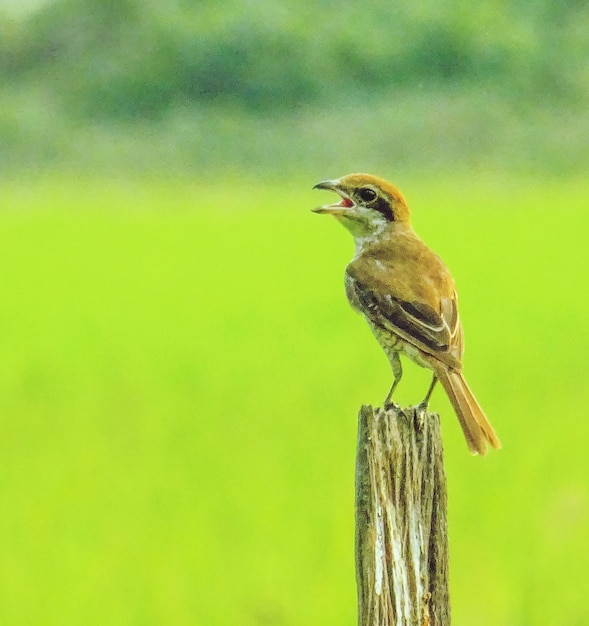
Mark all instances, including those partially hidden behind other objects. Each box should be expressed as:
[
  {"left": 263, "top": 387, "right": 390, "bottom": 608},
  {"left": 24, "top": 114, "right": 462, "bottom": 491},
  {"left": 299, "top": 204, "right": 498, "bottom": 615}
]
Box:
[
  {"left": 414, "top": 402, "right": 429, "bottom": 431},
  {"left": 383, "top": 400, "right": 402, "bottom": 413},
  {"left": 416, "top": 400, "right": 429, "bottom": 414}
]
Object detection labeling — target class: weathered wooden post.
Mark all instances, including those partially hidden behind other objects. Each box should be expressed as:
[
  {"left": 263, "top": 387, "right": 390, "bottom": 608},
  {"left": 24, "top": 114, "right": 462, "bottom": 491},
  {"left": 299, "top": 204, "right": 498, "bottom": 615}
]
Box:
[{"left": 355, "top": 405, "right": 450, "bottom": 626}]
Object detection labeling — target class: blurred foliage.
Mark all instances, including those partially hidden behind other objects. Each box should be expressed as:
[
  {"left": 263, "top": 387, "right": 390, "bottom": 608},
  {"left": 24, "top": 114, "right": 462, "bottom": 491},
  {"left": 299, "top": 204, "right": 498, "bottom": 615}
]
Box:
[
  {"left": 2, "top": 0, "right": 589, "bottom": 118},
  {"left": 1, "top": 0, "right": 588, "bottom": 176}
]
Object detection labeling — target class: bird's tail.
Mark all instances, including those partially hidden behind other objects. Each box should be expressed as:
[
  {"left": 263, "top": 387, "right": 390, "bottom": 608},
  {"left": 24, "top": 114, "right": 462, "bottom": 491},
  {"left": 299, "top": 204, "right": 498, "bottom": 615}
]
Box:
[{"left": 436, "top": 368, "right": 501, "bottom": 455}]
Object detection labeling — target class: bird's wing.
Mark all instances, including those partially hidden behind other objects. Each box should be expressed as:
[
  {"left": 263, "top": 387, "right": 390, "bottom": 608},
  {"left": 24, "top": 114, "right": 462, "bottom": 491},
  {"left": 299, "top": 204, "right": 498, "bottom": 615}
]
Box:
[{"left": 345, "top": 265, "right": 462, "bottom": 370}]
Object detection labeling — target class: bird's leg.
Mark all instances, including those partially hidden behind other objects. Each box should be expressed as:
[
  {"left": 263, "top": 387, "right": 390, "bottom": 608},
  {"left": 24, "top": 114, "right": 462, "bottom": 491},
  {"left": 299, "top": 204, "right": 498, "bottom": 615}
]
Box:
[
  {"left": 383, "top": 353, "right": 402, "bottom": 410},
  {"left": 417, "top": 374, "right": 438, "bottom": 412}
]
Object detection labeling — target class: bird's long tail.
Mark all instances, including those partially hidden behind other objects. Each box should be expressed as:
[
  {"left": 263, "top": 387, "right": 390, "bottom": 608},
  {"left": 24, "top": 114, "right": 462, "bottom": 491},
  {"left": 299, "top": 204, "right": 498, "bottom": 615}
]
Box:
[{"left": 436, "top": 367, "right": 501, "bottom": 455}]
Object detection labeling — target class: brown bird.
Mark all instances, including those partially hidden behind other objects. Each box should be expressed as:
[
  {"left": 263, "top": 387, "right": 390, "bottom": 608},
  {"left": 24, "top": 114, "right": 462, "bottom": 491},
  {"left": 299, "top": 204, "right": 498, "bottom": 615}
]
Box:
[{"left": 312, "top": 173, "right": 500, "bottom": 455}]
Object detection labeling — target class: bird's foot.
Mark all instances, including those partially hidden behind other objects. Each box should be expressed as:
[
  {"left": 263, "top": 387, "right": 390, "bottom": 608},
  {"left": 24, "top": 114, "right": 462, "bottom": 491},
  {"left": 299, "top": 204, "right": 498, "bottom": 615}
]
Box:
[
  {"left": 383, "top": 399, "right": 402, "bottom": 413},
  {"left": 414, "top": 402, "right": 430, "bottom": 431},
  {"left": 416, "top": 400, "right": 430, "bottom": 414}
]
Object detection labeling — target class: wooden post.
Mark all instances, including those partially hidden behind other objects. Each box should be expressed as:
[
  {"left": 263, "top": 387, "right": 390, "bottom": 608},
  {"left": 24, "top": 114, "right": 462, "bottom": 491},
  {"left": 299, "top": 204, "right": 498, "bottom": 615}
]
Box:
[{"left": 355, "top": 405, "right": 450, "bottom": 626}]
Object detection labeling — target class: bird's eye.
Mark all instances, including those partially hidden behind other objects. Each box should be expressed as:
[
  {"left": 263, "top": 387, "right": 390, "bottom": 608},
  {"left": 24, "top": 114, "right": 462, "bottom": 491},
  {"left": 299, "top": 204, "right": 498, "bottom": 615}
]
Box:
[{"left": 358, "top": 188, "right": 377, "bottom": 203}]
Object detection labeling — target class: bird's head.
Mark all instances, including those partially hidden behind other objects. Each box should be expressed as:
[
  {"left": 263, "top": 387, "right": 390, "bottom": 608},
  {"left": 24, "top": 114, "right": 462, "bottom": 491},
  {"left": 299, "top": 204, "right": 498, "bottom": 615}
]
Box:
[{"left": 312, "top": 173, "right": 411, "bottom": 240}]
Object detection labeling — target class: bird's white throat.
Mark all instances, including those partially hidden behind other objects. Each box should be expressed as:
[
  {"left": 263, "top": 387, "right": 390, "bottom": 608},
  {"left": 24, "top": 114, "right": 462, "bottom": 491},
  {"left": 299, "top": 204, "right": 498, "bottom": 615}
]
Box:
[{"left": 352, "top": 221, "right": 389, "bottom": 257}]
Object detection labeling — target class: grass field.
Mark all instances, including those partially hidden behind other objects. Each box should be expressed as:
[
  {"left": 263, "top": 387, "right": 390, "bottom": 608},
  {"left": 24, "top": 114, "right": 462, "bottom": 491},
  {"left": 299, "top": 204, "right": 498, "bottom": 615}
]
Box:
[{"left": 0, "top": 175, "right": 587, "bottom": 625}]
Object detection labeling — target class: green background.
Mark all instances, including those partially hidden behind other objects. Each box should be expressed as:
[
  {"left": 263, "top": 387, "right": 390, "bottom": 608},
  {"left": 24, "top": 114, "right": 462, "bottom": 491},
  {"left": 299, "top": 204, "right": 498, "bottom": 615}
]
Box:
[{"left": 1, "top": 0, "right": 588, "bottom": 624}]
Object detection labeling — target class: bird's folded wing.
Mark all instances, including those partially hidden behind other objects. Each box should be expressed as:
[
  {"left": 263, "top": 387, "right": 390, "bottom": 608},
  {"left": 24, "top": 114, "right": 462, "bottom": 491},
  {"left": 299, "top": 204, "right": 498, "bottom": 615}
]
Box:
[{"left": 345, "top": 269, "right": 461, "bottom": 369}]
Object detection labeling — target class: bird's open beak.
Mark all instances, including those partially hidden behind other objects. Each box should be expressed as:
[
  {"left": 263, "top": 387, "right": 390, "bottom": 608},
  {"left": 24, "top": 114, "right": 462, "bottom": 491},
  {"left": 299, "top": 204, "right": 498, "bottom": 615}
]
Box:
[
  {"left": 313, "top": 180, "right": 339, "bottom": 192},
  {"left": 312, "top": 179, "right": 355, "bottom": 215}
]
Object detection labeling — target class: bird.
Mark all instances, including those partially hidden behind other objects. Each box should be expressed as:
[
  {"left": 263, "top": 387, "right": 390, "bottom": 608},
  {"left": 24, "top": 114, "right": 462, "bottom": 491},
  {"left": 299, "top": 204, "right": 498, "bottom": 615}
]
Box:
[{"left": 312, "top": 173, "right": 500, "bottom": 455}]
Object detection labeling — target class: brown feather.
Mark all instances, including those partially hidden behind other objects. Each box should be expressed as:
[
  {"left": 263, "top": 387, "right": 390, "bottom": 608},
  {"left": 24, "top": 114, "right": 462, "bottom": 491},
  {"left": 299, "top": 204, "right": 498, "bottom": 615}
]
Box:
[
  {"left": 434, "top": 366, "right": 502, "bottom": 455},
  {"left": 313, "top": 173, "right": 501, "bottom": 454}
]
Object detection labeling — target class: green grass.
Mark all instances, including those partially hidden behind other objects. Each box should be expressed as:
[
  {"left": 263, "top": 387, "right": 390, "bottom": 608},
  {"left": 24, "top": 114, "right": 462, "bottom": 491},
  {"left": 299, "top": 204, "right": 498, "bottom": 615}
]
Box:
[{"left": 0, "top": 175, "right": 587, "bottom": 625}]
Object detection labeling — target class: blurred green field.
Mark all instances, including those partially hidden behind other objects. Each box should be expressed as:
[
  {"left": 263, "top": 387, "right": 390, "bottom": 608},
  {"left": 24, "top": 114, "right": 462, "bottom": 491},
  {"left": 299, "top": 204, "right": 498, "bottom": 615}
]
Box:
[{"left": 0, "top": 175, "right": 587, "bottom": 625}]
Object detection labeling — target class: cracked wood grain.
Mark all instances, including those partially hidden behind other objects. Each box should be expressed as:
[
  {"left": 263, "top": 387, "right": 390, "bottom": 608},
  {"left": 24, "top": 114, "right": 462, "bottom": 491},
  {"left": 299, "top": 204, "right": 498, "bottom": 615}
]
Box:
[{"left": 355, "top": 405, "right": 450, "bottom": 626}]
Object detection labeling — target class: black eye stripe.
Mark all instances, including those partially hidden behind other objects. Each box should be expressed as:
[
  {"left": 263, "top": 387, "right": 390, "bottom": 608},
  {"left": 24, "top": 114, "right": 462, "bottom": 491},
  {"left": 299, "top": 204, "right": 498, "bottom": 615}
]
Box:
[{"left": 373, "top": 196, "right": 394, "bottom": 221}]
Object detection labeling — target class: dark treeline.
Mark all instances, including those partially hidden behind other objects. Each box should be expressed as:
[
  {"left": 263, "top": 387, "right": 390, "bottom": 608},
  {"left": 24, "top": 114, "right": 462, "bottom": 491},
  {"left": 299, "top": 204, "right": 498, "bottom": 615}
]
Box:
[{"left": 2, "top": 0, "right": 588, "bottom": 120}]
